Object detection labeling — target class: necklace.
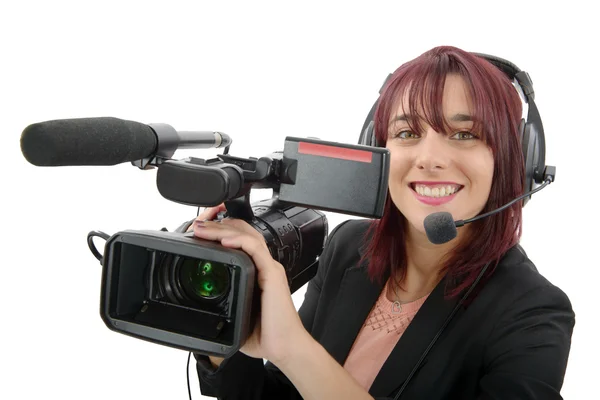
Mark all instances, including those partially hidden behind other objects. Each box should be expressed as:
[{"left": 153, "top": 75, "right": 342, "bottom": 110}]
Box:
[{"left": 390, "top": 279, "right": 430, "bottom": 314}]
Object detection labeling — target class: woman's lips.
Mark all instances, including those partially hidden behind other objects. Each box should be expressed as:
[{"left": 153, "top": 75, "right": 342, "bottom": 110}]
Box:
[{"left": 410, "top": 185, "right": 462, "bottom": 206}]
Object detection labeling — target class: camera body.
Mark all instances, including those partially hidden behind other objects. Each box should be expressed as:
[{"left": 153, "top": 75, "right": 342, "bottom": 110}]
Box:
[{"left": 98, "top": 136, "right": 390, "bottom": 357}]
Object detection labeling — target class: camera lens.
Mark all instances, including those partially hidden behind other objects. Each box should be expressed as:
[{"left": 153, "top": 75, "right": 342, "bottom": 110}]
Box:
[{"left": 179, "top": 257, "right": 231, "bottom": 302}]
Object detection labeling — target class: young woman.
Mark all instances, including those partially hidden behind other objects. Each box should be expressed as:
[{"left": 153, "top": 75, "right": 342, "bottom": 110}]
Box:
[{"left": 190, "top": 46, "right": 574, "bottom": 399}]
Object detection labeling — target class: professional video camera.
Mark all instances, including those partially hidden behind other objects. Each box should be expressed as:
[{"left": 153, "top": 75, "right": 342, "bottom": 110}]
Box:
[{"left": 20, "top": 117, "right": 390, "bottom": 358}]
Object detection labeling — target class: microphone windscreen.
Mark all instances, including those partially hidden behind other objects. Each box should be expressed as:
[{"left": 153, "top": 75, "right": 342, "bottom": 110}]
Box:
[
  {"left": 21, "top": 117, "right": 158, "bottom": 166},
  {"left": 424, "top": 212, "right": 457, "bottom": 244}
]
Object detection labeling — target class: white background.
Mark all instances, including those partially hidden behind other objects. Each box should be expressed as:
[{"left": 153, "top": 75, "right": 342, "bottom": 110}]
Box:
[{"left": 1, "top": 1, "right": 597, "bottom": 399}]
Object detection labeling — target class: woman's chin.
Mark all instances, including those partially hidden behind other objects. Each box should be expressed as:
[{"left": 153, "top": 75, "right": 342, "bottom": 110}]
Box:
[{"left": 404, "top": 217, "right": 429, "bottom": 238}]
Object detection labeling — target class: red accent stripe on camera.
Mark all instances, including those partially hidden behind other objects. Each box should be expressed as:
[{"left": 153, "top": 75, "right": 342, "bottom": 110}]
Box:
[{"left": 298, "top": 142, "right": 373, "bottom": 163}]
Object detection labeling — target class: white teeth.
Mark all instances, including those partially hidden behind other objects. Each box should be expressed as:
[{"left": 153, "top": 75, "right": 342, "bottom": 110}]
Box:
[{"left": 414, "top": 184, "right": 460, "bottom": 198}]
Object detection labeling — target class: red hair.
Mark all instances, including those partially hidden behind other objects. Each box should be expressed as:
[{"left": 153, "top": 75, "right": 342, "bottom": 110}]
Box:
[{"left": 361, "top": 46, "right": 525, "bottom": 298}]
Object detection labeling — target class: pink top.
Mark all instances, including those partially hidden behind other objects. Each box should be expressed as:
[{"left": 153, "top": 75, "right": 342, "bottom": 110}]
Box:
[{"left": 343, "top": 279, "right": 429, "bottom": 391}]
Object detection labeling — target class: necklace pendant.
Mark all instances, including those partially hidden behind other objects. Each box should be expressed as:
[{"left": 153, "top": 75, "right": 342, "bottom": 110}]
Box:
[{"left": 392, "top": 301, "right": 402, "bottom": 314}]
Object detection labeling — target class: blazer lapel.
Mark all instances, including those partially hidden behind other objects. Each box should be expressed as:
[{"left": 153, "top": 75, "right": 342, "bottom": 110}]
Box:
[
  {"left": 318, "top": 262, "right": 386, "bottom": 365},
  {"left": 368, "top": 275, "right": 459, "bottom": 397},
  {"left": 317, "top": 238, "right": 463, "bottom": 398}
]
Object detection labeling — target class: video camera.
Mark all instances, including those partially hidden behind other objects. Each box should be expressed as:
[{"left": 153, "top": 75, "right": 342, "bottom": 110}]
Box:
[{"left": 20, "top": 117, "right": 390, "bottom": 357}]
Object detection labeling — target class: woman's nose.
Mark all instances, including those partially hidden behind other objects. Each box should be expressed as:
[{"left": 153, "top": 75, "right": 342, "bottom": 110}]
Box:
[{"left": 414, "top": 132, "right": 450, "bottom": 171}]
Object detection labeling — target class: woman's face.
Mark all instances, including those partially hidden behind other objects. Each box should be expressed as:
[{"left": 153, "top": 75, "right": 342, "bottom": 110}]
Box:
[{"left": 386, "top": 74, "right": 494, "bottom": 239}]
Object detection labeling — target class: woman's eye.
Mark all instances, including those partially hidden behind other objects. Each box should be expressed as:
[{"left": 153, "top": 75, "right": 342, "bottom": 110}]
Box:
[
  {"left": 394, "top": 130, "right": 419, "bottom": 139},
  {"left": 451, "top": 131, "right": 477, "bottom": 140}
]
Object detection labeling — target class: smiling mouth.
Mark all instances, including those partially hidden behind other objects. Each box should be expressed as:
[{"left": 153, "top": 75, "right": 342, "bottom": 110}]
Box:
[{"left": 409, "top": 183, "right": 464, "bottom": 198}]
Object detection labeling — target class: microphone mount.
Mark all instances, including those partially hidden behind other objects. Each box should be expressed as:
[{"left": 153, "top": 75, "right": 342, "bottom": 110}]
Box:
[{"left": 132, "top": 123, "right": 232, "bottom": 170}]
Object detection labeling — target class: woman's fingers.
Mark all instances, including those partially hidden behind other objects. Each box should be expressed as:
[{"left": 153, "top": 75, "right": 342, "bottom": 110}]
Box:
[
  {"left": 204, "top": 204, "right": 226, "bottom": 220},
  {"left": 220, "top": 234, "right": 285, "bottom": 286},
  {"left": 186, "top": 204, "right": 226, "bottom": 232},
  {"left": 200, "top": 203, "right": 227, "bottom": 220},
  {"left": 191, "top": 213, "right": 281, "bottom": 288},
  {"left": 219, "top": 218, "right": 266, "bottom": 242},
  {"left": 193, "top": 220, "right": 265, "bottom": 247},
  {"left": 194, "top": 216, "right": 266, "bottom": 243},
  {"left": 221, "top": 234, "right": 272, "bottom": 266},
  {"left": 193, "top": 220, "right": 239, "bottom": 241},
  {"left": 194, "top": 222, "right": 277, "bottom": 273}
]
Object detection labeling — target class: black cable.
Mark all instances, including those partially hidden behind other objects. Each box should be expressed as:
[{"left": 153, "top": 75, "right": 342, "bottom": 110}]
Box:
[
  {"left": 187, "top": 352, "right": 192, "bottom": 400},
  {"left": 87, "top": 230, "right": 110, "bottom": 263}
]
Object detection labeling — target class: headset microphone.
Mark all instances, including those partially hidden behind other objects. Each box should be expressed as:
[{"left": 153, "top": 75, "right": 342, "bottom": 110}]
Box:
[{"left": 424, "top": 167, "right": 555, "bottom": 245}]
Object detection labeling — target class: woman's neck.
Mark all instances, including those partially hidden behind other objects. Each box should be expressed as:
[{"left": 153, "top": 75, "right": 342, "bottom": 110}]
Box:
[{"left": 388, "top": 224, "right": 460, "bottom": 302}]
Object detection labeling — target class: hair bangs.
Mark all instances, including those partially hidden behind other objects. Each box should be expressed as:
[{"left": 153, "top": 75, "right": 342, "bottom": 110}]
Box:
[{"left": 382, "top": 58, "right": 492, "bottom": 145}]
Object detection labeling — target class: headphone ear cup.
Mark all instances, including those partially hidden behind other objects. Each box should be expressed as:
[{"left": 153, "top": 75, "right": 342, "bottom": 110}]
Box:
[
  {"left": 518, "top": 118, "right": 526, "bottom": 144},
  {"left": 359, "top": 120, "right": 371, "bottom": 146},
  {"left": 367, "top": 120, "right": 379, "bottom": 147},
  {"left": 359, "top": 98, "right": 380, "bottom": 147},
  {"left": 529, "top": 123, "right": 545, "bottom": 185},
  {"left": 359, "top": 120, "right": 380, "bottom": 147},
  {"left": 521, "top": 121, "right": 536, "bottom": 206}
]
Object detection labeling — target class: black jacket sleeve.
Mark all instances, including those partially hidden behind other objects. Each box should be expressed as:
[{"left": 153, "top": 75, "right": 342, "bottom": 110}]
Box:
[
  {"left": 194, "top": 221, "right": 351, "bottom": 399},
  {"left": 478, "top": 284, "right": 575, "bottom": 399}
]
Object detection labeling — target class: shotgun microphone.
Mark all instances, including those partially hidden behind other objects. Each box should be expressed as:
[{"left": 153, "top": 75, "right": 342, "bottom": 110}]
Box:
[{"left": 20, "top": 117, "right": 231, "bottom": 167}]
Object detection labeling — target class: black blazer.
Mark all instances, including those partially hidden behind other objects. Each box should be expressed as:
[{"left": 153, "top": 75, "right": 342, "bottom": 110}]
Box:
[{"left": 195, "top": 219, "right": 575, "bottom": 399}]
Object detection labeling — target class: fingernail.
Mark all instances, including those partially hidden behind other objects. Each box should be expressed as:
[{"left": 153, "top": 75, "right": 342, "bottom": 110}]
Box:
[{"left": 195, "top": 220, "right": 205, "bottom": 228}]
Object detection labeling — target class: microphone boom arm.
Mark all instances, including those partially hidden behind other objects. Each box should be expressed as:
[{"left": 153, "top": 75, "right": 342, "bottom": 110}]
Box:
[{"left": 458, "top": 166, "right": 555, "bottom": 227}]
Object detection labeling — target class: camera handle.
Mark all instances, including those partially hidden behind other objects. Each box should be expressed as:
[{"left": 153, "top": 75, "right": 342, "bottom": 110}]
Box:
[{"left": 222, "top": 190, "right": 254, "bottom": 221}]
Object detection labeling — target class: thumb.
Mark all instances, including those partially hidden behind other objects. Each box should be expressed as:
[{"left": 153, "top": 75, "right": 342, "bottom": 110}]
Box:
[{"left": 187, "top": 203, "right": 227, "bottom": 232}]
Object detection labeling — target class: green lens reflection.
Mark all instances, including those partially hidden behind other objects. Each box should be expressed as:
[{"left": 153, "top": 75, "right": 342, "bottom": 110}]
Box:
[{"left": 180, "top": 257, "right": 230, "bottom": 300}]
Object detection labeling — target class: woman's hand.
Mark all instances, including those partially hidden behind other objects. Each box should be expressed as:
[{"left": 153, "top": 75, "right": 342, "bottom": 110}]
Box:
[{"left": 191, "top": 205, "right": 309, "bottom": 365}]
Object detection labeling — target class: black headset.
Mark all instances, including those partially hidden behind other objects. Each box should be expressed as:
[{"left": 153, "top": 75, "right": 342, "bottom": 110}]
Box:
[{"left": 358, "top": 52, "right": 551, "bottom": 206}]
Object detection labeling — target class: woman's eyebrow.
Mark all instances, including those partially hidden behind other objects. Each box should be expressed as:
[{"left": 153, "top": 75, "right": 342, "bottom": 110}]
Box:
[
  {"left": 388, "top": 113, "right": 476, "bottom": 128},
  {"left": 389, "top": 114, "right": 414, "bottom": 126},
  {"left": 390, "top": 113, "right": 474, "bottom": 122},
  {"left": 449, "top": 113, "right": 475, "bottom": 122}
]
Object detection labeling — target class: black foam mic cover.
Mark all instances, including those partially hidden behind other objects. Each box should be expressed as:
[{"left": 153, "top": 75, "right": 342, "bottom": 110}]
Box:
[
  {"left": 424, "top": 212, "right": 458, "bottom": 245},
  {"left": 21, "top": 117, "right": 158, "bottom": 166}
]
